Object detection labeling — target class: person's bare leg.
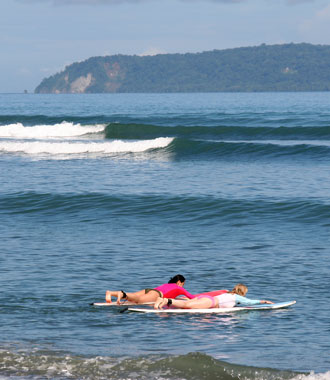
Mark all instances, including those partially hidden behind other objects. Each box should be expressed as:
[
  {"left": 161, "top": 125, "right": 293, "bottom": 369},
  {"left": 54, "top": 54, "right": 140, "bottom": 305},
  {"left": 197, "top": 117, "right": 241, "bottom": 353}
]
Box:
[
  {"left": 106, "top": 289, "right": 163, "bottom": 305},
  {"left": 105, "top": 290, "right": 122, "bottom": 303},
  {"left": 176, "top": 297, "right": 214, "bottom": 309},
  {"left": 154, "top": 297, "right": 214, "bottom": 309},
  {"left": 126, "top": 290, "right": 160, "bottom": 304},
  {"left": 106, "top": 289, "right": 147, "bottom": 304},
  {"left": 105, "top": 290, "right": 136, "bottom": 304},
  {"left": 116, "top": 291, "right": 125, "bottom": 304},
  {"left": 154, "top": 297, "right": 169, "bottom": 309}
]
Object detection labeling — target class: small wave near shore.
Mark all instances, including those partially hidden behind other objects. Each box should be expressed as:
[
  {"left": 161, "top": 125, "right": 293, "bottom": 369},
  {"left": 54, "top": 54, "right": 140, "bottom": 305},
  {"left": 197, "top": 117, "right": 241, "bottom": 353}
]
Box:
[{"left": 0, "top": 349, "right": 326, "bottom": 380}]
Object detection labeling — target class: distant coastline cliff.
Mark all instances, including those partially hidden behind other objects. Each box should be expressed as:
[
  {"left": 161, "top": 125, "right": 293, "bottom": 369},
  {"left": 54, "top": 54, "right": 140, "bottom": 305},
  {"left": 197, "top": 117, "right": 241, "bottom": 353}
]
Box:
[{"left": 35, "top": 43, "right": 330, "bottom": 93}]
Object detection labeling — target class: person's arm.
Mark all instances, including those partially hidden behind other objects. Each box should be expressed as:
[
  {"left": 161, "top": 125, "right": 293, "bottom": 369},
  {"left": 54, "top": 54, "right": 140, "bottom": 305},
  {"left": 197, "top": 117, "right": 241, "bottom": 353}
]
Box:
[
  {"left": 235, "top": 295, "right": 273, "bottom": 305},
  {"left": 235, "top": 294, "right": 261, "bottom": 306},
  {"left": 179, "top": 287, "right": 195, "bottom": 299}
]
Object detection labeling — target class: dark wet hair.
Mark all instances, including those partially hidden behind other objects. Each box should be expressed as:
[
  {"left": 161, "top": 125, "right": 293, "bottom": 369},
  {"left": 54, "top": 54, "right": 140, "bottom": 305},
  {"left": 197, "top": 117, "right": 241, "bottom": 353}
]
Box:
[{"left": 168, "top": 274, "right": 186, "bottom": 284}]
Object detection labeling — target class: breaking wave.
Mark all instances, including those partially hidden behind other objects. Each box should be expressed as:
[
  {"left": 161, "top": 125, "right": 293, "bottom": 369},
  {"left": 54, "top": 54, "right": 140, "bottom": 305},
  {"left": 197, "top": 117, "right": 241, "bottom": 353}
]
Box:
[
  {"left": 0, "top": 138, "right": 173, "bottom": 157},
  {"left": 0, "top": 122, "right": 105, "bottom": 139},
  {"left": 1, "top": 121, "right": 330, "bottom": 161}
]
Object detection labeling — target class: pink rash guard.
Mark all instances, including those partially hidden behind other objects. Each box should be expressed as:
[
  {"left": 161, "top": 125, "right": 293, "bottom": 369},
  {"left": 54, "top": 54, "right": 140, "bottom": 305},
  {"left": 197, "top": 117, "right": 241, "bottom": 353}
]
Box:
[{"left": 154, "top": 283, "right": 195, "bottom": 299}]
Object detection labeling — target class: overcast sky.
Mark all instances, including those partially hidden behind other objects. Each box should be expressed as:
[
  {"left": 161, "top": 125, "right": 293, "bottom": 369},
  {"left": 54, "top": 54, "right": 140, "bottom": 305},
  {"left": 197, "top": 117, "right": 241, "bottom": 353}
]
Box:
[{"left": 1, "top": 0, "right": 330, "bottom": 92}]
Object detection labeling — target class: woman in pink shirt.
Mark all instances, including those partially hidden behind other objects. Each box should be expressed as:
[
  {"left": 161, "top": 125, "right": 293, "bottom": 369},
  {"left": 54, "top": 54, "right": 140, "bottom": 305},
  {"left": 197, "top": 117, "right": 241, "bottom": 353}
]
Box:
[{"left": 105, "top": 274, "right": 195, "bottom": 305}]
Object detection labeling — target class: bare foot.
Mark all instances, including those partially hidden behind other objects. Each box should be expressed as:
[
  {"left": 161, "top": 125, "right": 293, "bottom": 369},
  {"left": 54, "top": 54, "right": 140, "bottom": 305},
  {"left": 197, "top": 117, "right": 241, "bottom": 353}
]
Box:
[
  {"left": 105, "top": 290, "right": 112, "bottom": 303},
  {"left": 154, "top": 297, "right": 168, "bottom": 309}
]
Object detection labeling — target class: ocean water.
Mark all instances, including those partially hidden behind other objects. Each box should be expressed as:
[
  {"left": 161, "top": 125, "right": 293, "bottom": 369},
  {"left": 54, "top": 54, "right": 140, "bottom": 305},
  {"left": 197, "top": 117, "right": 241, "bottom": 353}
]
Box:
[{"left": 0, "top": 92, "right": 329, "bottom": 380}]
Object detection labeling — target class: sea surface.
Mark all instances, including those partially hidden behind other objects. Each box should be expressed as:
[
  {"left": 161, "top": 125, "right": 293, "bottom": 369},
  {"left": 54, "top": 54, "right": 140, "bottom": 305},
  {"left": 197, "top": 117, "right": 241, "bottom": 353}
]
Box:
[{"left": 0, "top": 92, "right": 329, "bottom": 380}]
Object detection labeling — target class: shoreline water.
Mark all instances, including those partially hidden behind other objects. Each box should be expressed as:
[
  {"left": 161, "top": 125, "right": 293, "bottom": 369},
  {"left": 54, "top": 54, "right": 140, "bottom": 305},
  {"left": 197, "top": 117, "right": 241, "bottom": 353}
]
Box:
[{"left": 0, "top": 348, "right": 325, "bottom": 380}]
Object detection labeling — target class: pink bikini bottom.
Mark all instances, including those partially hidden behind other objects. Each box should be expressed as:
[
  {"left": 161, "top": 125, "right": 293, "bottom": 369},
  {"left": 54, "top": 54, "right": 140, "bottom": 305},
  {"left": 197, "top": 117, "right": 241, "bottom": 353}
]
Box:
[{"left": 196, "top": 295, "right": 216, "bottom": 308}]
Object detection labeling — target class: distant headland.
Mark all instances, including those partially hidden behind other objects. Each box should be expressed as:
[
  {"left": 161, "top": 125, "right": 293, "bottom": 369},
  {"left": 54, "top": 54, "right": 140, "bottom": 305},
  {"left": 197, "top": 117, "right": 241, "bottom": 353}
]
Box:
[{"left": 35, "top": 43, "right": 330, "bottom": 93}]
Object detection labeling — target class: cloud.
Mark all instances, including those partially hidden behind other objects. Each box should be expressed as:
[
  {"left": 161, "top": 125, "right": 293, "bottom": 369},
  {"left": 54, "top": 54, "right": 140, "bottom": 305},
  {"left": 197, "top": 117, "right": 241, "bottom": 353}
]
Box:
[
  {"left": 286, "top": 0, "right": 315, "bottom": 4},
  {"left": 301, "top": 3, "right": 330, "bottom": 29},
  {"left": 17, "top": 0, "right": 150, "bottom": 4},
  {"left": 315, "top": 4, "right": 330, "bottom": 19},
  {"left": 13, "top": 0, "right": 250, "bottom": 5},
  {"left": 297, "top": 3, "right": 330, "bottom": 43},
  {"left": 15, "top": 0, "right": 316, "bottom": 4}
]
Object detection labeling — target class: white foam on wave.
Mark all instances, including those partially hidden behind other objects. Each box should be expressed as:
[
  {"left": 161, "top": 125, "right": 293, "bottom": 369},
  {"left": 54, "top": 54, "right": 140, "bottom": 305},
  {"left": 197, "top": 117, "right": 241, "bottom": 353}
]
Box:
[
  {"left": 0, "top": 122, "right": 105, "bottom": 139},
  {"left": 245, "top": 139, "right": 330, "bottom": 147},
  {"left": 211, "top": 139, "right": 330, "bottom": 147},
  {"left": 292, "top": 371, "right": 330, "bottom": 380},
  {"left": 0, "top": 137, "right": 174, "bottom": 156}
]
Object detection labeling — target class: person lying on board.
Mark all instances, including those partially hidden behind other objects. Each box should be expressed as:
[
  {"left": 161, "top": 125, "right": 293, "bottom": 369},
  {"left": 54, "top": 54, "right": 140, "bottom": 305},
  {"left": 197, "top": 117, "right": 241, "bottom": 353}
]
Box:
[
  {"left": 106, "top": 274, "right": 194, "bottom": 305},
  {"left": 105, "top": 274, "right": 228, "bottom": 305},
  {"left": 154, "top": 283, "right": 273, "bottom": 309}
]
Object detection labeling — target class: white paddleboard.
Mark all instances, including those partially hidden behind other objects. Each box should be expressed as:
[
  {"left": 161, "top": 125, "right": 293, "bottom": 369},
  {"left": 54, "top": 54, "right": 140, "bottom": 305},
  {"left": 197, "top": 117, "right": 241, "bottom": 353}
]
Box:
[
  {"left": 128, "top": 300, "right": 296, "bottom": 314},
  {"left": 91, "top": 301, "right": 154, "bottom": 306}
]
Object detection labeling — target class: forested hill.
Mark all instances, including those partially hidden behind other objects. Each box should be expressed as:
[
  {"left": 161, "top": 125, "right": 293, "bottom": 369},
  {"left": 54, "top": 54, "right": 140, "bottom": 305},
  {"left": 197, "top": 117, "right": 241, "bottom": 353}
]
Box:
[{"left": 35, "top": 43, "right": 330, "bottom": 93}]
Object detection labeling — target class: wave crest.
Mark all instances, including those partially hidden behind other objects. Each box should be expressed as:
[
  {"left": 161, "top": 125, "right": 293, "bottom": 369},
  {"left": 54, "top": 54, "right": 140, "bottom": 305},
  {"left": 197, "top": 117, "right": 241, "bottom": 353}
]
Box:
[
  {"left": 0, "top": 137, "right": 173, "bottom": 157},
  {"left": 1, "top": 192, "right": 329, "bottom": 225},
  {"left": 105, "top": 123, "right": 330, "bottom": 140},
  {"left": 0, "top": 122, "right": 105, "bottom": 139}
]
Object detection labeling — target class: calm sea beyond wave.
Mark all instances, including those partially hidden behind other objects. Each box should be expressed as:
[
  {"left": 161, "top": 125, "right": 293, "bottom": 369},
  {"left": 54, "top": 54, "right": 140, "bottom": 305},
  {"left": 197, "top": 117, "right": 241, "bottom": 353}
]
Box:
[{"left": 0, "top": 92, "right": 329, "bottom": 380}]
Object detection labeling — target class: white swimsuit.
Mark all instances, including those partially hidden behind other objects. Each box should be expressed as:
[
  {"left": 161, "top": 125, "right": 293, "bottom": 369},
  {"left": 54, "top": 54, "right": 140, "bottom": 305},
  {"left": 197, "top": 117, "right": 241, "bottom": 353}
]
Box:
[
  {"left": 215, "top": 293, "right": 236, "bottom": 308},
  {"left": 215, "top": 293, "right": 261, "bottom": 308}
]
